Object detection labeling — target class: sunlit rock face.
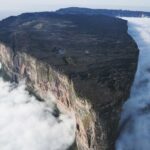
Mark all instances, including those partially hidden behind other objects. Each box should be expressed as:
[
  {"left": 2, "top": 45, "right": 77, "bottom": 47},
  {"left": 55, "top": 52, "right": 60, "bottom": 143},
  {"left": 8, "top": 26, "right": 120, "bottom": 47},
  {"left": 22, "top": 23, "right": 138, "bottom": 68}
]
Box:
[
  {"left": 0, "top": 12, "right": 138, "bottom": 150},
  {"left": 116, "top": 18, "right": 150, "bottom": 150},
  {"left": 0, "top": 45, "right": 96, "bottom": 150}
]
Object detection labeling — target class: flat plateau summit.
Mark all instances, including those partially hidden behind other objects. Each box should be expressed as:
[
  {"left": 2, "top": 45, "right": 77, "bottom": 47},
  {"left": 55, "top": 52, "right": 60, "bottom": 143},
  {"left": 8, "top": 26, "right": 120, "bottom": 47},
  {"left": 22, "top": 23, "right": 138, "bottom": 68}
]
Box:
[{"left": 0, "top": 10, "right": 138, "bottom": 150}]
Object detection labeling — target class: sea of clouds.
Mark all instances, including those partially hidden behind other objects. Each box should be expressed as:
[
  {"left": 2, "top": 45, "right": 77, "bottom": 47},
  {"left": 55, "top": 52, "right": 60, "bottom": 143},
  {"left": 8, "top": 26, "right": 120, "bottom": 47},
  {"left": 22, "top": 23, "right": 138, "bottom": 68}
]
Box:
[
  {"left": 0, "top": 75, "right": 75, "bottom": 150},
  {"left": 116, "top": 17, "right": 150, "bottom": 150}
]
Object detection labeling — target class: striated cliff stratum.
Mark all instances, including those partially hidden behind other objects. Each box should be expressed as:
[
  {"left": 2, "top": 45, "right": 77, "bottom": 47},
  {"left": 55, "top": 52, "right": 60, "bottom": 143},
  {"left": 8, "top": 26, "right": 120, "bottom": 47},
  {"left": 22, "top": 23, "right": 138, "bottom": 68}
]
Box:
[{"left": 0, "top": 12, "right": 138, "bottom": 150}]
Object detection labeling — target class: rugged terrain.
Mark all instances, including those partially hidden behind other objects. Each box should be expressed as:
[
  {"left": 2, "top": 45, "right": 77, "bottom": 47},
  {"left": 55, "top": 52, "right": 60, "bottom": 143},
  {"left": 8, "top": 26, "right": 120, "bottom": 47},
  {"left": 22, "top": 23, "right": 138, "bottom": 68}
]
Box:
[{"left": 0, "top": 12, "right": 138, "bottom": 150}]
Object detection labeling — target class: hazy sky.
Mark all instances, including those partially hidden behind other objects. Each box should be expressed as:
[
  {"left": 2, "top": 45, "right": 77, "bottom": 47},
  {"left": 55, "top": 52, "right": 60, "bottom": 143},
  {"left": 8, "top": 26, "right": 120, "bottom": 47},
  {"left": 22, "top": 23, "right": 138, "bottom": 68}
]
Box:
[{"left": 0, "top": 0, "right": 150, "bottom": 19}]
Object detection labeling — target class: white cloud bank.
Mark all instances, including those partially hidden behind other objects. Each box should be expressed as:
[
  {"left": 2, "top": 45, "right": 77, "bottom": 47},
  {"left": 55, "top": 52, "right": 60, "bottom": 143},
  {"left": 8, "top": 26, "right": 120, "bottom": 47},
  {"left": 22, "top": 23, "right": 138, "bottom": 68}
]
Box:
[
  {"left": 116, "top": 18, "right": 150, "bottom": 150},
  {"left": 0, "top": 77, "right": 75, "bottom": 150}
]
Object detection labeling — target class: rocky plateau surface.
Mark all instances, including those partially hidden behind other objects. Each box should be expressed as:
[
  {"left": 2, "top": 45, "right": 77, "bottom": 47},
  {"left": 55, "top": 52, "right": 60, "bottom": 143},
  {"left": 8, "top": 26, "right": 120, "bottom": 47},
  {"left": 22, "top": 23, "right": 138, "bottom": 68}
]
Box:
[{"left": 0, "top": 11, "right": 138, "bottom": 150}]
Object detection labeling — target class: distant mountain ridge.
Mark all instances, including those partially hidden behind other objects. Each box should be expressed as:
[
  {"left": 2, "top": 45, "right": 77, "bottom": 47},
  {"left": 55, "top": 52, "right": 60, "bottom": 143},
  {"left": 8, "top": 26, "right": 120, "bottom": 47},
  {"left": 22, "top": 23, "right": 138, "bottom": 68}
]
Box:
[{"left": 56, "top": 7, "right": 150, "bottom": 17}]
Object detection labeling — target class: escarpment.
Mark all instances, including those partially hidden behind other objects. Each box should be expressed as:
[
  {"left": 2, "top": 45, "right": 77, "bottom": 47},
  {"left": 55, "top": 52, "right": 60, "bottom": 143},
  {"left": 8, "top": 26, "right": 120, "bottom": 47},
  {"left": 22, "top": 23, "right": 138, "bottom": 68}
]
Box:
[{"left": 0, "top": 12, "right": 138, "bottom": 150}]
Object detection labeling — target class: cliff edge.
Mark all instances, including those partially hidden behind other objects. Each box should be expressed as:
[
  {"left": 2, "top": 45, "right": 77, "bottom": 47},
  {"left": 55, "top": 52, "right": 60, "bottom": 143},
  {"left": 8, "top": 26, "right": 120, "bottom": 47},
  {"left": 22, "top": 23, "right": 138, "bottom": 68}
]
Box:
[{"left": 0, "top": 12, "right": 138, "bottom": 150}]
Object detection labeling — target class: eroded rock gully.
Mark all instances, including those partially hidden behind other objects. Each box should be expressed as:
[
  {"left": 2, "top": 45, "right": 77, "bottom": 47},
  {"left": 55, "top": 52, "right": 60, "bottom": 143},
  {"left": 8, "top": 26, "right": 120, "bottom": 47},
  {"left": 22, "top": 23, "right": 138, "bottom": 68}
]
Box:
[{"left": 0, "top": 13, "right": 138, "bottom": 150}]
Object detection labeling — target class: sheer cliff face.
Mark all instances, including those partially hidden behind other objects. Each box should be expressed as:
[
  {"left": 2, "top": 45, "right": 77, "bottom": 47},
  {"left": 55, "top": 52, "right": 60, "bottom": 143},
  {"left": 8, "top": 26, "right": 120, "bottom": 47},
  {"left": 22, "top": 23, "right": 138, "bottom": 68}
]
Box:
[
  {"left": 0, "top": 13, "right": 138, "bottom": 150},
  {"left": 0, "top": 44, "right": 97, "bottom": 150}
]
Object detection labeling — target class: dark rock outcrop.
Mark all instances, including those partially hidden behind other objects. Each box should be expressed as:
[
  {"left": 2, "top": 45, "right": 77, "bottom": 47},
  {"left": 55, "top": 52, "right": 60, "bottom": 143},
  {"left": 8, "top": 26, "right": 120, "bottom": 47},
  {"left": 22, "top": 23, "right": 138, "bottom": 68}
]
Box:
[{"left": 0, "top": 12, "right": 138, "bottom": 150}]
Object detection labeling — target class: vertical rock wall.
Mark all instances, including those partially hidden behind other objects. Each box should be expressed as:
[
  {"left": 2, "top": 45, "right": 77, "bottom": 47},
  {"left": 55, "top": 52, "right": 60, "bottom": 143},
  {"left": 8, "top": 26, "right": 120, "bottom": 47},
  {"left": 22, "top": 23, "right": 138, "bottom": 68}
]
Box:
[{"left": 0, "top": 43, "right": 100, "bottom": 150}]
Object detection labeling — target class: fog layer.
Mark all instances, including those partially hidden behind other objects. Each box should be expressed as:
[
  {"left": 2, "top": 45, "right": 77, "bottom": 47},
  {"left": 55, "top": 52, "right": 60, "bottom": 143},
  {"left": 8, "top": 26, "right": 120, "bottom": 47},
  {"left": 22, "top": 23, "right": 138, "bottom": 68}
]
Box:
[
  {"left": 116, "top": 17, "right": 150, "bottom": 150},
  {"left": 0, "top": 76, "right": 75, "bottom": 150}
]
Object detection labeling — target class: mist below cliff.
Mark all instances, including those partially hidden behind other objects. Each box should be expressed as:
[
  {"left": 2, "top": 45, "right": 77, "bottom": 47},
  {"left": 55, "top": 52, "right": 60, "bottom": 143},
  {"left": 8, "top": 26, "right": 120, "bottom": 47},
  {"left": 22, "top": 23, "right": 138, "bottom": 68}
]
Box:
[
  {"left": 116, "top": 17, "right": 150, "bottom": 150},
  {"left": 0, "top": 68, "right": 75, "bottom": 150}
]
